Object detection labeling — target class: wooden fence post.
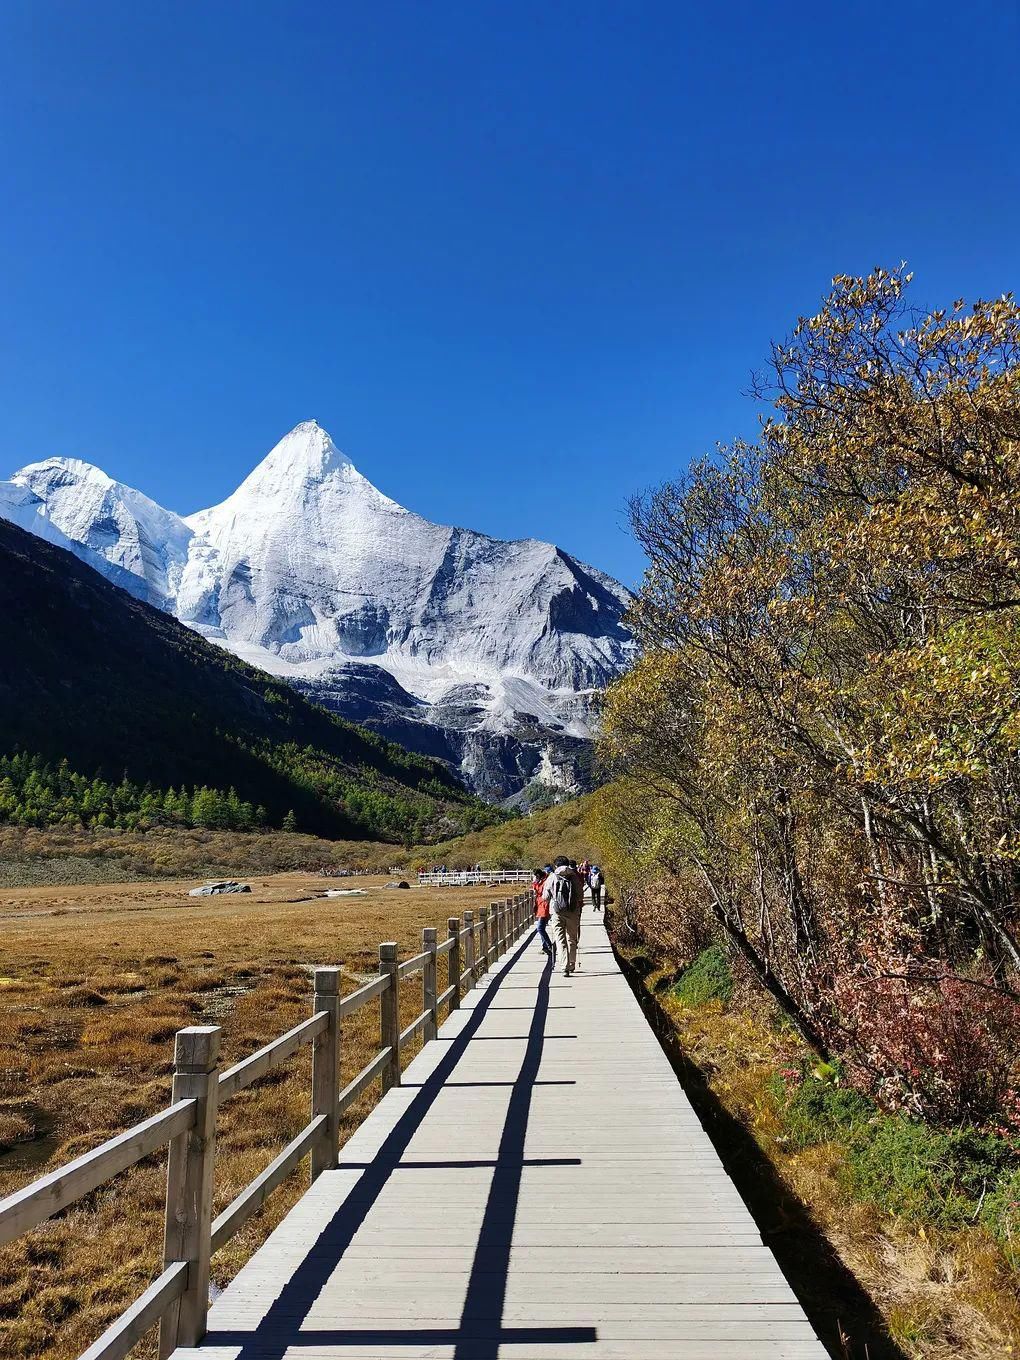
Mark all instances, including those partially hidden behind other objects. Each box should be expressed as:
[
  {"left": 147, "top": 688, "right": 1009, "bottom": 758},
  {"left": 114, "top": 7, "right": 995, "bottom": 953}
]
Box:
[
  {"left": 311, "top": 967, "right": 340, "bottom": 1179},
  {"left": 478, "top": 906, "right": 489, "bottom": 978},
  {"left": 379, "top": 942, "right": 400, "bottom": 1092},
  {"left": 448, "top": 917, "right": 461, "bottom": 1009},
  {"left": 463, "top": 911, "right": 474, "bottom": 989},
  {"left": 505, "top": 896, "right": 514, "bottom": 951},
  {"left": 423, "top": 927, "right": 438, "bottom": 1041},
  {"left": 159, "top": 1025, "right": 220, "bottom": 1359}
]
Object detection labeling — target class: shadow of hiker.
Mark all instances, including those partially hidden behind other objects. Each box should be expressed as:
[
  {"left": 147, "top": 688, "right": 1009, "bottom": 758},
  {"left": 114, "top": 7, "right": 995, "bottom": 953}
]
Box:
[{"left": 611, "top": 926, "right": 909, "bottom": 1360}]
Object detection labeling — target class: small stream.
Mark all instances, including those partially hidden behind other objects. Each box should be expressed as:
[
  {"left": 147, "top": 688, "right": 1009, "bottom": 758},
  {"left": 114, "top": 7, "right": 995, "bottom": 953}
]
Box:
[{"left": 0, "top": 1126, "right": 61, "bottom": 1175}]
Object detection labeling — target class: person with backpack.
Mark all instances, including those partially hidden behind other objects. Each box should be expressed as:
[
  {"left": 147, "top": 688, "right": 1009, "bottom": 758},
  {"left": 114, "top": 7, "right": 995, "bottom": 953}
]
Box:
[
  {"left": 541, "top": 856, "right": 583, "bottom": 976},
  {"left": 589, "top": 864, "right": 605, "bottom": 910},
  {"left": 568, "top": 860, "right": 585, "bottom": 966},
  {"left": 532, "top": 866, "right": 555, "bottom": 964}
]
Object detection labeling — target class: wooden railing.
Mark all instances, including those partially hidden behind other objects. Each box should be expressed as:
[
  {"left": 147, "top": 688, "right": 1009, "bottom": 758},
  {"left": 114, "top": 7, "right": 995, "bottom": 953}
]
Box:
[
  {"left": 417, "top": 869, "right": 534, "bottom": 886},
  {"left": 0, "top": 891, "right": 537, "bottom": 1360}
]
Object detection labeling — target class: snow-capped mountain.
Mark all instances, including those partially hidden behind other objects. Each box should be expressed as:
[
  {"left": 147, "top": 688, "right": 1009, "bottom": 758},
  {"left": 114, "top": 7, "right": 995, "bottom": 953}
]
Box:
[
  {"left": 2, "top": 422, "right": 635, "bottom": 800},
  {"left": 11, "top": 457, "right": 192, "bottom": 607}
]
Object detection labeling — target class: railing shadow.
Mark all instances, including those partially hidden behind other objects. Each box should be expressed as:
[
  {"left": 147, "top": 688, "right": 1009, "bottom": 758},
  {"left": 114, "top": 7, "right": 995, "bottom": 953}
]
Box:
[{"left": 206, "top": 933, "right": 597, "bottom": 1357}]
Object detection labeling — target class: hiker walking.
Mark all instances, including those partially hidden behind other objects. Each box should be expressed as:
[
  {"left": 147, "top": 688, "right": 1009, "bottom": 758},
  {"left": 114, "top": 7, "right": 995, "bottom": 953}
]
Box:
[
  {"left": 542, "top": 856, "right": 583, "bottom": 976},
  {"left": 532, "top": 866, "right": 555, "bottom": 964},
  {"left": 589, "top": 863, "right": 605, "bottom": 911},
  {"left": 568, "top": 860, "right": 584, "bottom": 967}
]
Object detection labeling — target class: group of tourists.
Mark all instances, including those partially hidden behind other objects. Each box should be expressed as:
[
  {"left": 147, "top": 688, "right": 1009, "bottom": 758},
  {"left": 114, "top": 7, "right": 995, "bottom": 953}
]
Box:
[{"left": 531, "top": 859, "right": 607, "bottom": 977}]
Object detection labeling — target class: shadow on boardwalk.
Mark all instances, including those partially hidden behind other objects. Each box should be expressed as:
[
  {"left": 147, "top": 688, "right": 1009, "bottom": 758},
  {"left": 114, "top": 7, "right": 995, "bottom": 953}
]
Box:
[
  {"left": 611, "top": 925, "right": 908, "bottom": 1360},
  {"left": 206, "top": 931, "right": 597, "bottom": 1359}
]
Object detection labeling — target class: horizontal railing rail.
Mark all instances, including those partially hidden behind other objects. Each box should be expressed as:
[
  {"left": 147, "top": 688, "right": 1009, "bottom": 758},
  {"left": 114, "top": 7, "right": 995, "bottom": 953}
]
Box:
[
  {"left": 0, "top": 889, "right": 537, "bottom": 1360},
  {"left": 217, "top": 1011, "right": 327, "bottom": 1102},
  {"left": 417, "top": 869, "right": 533, "bottom": 886}
]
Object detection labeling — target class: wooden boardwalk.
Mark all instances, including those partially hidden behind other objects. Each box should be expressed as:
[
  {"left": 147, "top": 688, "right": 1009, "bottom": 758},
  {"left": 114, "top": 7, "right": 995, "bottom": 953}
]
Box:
[{"left": 173, "top": 905, "right": 828, "bottom": 1360}]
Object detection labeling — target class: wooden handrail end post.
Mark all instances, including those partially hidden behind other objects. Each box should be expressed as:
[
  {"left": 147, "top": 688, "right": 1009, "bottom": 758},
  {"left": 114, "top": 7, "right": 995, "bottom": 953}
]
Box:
[
  {"left": 379, "top": 943, "right": 400, "bottom": 1091},
  {"left": 311, "top": 967, "right": 341, "bottom": 1180},
  {"left": 447, "top": 917, "right": 461, "bottom": 1009},
  {"left": 423, "top": 927, "right": 438, "bottom": 1041},
  {"left": 159, "top": 1024, "right": 220, "bottom": 1359},
  {"left": 463, "top": 911, "right": 474, "bottom": 990}
]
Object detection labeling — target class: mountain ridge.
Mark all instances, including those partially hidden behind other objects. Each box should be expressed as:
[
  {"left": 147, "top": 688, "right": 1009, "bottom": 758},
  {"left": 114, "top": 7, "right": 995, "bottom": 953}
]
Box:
[
  {"left": 1, "top": 421, "right": 636, "bottom": 799},
  {"left": 0, "top": 517, "right": 497, "bottom": 842}
]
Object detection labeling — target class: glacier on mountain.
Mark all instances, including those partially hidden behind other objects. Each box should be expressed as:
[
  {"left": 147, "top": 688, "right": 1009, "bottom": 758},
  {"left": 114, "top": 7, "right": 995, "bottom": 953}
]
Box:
[{"left": 1, "top": 421, "right": 635, "bottom": 800}]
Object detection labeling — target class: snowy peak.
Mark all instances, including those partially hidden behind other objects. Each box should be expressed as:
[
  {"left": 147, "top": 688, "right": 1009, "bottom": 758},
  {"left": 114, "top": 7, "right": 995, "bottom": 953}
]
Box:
[
  {"left": 0, "top": 420, "right": 636, "bottom": 799},
  {"left": 232, "top": 419, "right": 353, "bottom": 494},
  {"left": 185, "top": 420, "right": 405, "bottom": 528},
  {"left": 9, "top": 456, "right": 192, "bottom": 606}
]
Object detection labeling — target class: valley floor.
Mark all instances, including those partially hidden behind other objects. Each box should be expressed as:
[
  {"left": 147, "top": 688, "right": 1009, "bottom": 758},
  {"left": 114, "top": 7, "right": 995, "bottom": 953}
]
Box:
[{"left": 0, "top": 873, "right": 513, "bottom": 1360}]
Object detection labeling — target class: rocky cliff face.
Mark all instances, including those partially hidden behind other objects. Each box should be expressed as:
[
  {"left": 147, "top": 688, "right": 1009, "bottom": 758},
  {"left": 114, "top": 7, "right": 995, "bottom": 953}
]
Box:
[{"left": 2, "top": 421, "right": 635, "bottom": 801}]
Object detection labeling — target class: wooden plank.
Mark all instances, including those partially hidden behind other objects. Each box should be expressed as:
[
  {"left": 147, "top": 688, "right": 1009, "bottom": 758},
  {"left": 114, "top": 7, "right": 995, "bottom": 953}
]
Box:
[
  {"left": 178, "top": 905, "right": 828, "bottom": 1360},
  {"left": 0, "top": 1098, "right": 195, "bottom": 1247},
  {"left": 78, "top": 1261, "right": 188, "bottom": 1360},
  {"left": 218, "top": 1011, "right": 327, "bottom": 1102},
  {"left": 209, "top": 1115, "right": 326, "bottom": 1253}
]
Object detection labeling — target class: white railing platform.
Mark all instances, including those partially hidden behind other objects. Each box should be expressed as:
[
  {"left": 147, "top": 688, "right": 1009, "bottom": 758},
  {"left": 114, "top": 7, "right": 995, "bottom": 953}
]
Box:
[{"left": 417, "top": 869, "right": 533, "bottom": 886}]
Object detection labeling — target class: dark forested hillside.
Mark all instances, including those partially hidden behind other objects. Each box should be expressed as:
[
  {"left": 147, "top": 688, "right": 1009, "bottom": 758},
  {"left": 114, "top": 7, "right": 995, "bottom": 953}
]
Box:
[{"left": 0, "top": 518, "right": 500, "bottom": 841}]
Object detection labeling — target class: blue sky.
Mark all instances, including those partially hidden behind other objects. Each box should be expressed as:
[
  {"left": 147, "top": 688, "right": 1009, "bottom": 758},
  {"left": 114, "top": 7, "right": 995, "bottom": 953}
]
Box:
[{"left": 2, "top": 1, "right": 1017, "bottom": 586}]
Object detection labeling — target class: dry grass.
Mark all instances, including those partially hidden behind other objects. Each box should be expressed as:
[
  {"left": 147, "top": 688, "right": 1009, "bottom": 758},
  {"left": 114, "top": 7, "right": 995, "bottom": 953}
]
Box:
[
  {"left": 401, "top": 797, "right": 595, "bottom": 872},
  {"left": 0, "top": 825, "right": 402, "bottom": 887},
  {"left": 623, "top": 949, "right": 1020, "bottom": 1359},
  {"left": 0, "top": 798, "right": 596, "bottom": 890},
  {"left": 0, "top": 871, "right": 523, "bottom": 1360}
]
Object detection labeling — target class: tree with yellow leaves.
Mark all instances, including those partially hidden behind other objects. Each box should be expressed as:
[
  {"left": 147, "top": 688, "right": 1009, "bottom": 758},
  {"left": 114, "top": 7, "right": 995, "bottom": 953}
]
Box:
[{"left": 597, "top": 267, "right": 1020, "bottom": 1119}]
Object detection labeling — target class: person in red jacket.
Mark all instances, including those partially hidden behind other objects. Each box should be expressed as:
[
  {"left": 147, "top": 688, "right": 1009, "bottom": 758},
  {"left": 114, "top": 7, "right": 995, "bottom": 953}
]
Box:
[{"left": 533, "top": 866, "right": 555, "bottom": 964}]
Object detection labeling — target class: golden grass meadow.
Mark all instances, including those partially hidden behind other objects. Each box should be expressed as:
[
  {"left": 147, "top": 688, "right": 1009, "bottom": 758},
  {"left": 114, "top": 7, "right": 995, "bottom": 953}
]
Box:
[{"left": 0, "top": 871, "right": 515, "bottom": 1360}]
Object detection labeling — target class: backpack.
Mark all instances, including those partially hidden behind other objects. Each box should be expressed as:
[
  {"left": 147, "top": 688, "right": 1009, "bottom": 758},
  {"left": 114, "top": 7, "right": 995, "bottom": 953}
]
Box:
[
  {"left": 548, "top": 871, "right": 574, "bottom": 913},
  {"left": 590, "top": 867, "right": 603, "bottom": 888}
]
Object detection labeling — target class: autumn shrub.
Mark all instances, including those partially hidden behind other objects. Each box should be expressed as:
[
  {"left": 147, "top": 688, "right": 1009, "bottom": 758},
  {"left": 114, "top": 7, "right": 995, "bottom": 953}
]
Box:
[
  {"left": 770, "top": 1062, "right": 874, "bottom": 1149},
  {"left": 844, "top": 1118, "right": 1016, "bottom": 1227},
  {"left": 980, "top": 1166, "right": 1020, "bottom": 1265},
  {"left": 830, "top": 968, "right": 1020, "bottom": 1124},
  {"left": 671, "top": 944, "right": 733, "bottom": 1008}
]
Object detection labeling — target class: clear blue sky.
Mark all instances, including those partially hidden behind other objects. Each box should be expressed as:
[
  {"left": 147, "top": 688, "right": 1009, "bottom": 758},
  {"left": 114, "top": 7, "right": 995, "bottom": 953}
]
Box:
[{"left": 2, "top": 2, "right": 1017, "bottom": 586}]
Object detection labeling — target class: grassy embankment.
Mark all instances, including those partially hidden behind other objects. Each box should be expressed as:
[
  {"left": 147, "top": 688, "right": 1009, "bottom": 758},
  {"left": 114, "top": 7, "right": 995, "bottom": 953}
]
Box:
[
  {"left": 0, "top": 873, "right": 522, "bottom": 1360},
  {"left": 0, "top": 825, "right": 401, "bottom": 888},
  {"left": 612, "top": 927, "right": 1020, "bottom": 1358},
  {"left": 0, "top": 797, "right": 594, "bottom": 888},
  {"left": 401, "top": 795, "right": 594, "bottom": 871}
]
